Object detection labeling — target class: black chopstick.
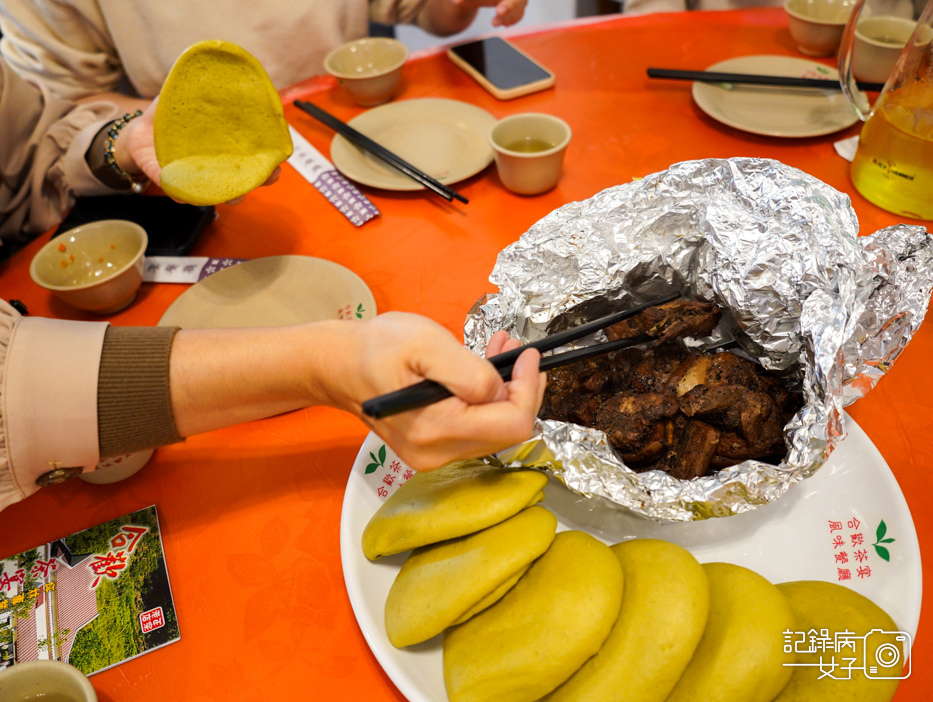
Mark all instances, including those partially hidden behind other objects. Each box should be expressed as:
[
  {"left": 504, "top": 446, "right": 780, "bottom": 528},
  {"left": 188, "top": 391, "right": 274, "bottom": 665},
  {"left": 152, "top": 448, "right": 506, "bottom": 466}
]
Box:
[
  {"left": 647, "top": 68, "right": 885, "bottom": 93},
  {"left": 361, "top": 292, "right": 681, "bottom": 419},
  {"left": 361, "top": 335, "right": 653, "bottom": 419},
  {"left": 293, "top": 100, "right": 468, "bottom": 204}
]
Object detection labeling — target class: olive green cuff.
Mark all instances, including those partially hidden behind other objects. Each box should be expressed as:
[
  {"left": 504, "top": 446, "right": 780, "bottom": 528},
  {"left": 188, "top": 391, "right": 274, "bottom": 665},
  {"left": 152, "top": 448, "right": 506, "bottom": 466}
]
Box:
[{"left": 98, "top": 325, "right": 183, "bottom": 457}]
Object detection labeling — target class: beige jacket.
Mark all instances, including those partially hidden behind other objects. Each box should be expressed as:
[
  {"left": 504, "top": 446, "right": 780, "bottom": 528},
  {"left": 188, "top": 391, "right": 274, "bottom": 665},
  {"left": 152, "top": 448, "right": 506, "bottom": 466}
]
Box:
[
  {"left": 0, "top": 59, "right": 121, "bottom": 251},
  {"left": 0, "top": 0, "right": 433, "bottom": 100},
  {"left": 0, "top": 300, "right": 180, "bottom": 513}
]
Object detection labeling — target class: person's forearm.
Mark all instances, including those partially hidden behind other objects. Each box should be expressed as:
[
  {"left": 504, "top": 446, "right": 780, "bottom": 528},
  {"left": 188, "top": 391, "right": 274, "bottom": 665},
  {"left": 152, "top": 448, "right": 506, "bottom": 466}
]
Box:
[
  {"left": 166, "top": 313, "right": 543, "bottom": 472},
  {"left": 168, "top": 323, "right": 337, "bottom": 437}
]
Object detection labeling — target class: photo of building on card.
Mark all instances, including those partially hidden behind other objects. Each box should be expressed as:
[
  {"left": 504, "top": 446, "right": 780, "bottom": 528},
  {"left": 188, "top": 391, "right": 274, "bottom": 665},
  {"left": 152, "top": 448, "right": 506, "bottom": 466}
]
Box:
[{"left": 0, "top": 506, "right": 180, "bottom": 674}]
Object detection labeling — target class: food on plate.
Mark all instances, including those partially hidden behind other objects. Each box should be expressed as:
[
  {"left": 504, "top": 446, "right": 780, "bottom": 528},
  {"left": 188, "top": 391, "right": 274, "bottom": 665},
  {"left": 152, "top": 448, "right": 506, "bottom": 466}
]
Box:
[
  {"left": 544, "top": 538, "right": 710, "bottom": 702},
  {"left": 665, "top": 562, "right": 795, "bottom": 702},
  {"left": 361, "top": 460, "right": 548, "bottom": 560},
  {"left": 442, "top": 531, "right": 623, "bottom": 702},
  {"left": 154, "top": 39, "right": 293, "bottom": 206},
  {"left": 540, "top": 301, "right": 801, "bottom": 479},
  {"left": 385, "top": 506, "right": 558, "bottom": 648},
  {"left": 774, "top": 581, "right": 903, "bottom": 701}
]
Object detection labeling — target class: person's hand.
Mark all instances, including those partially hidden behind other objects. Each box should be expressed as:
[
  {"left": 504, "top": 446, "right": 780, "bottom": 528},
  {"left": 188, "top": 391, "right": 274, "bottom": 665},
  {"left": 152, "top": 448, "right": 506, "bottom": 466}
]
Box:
[
  {"left": 316, "top": 313, "right": 545, "bottom": 471},
  {"left": 117, "top": 97, "right": 281, "bottom": 205},
  {"left": 452, "top": 0, "right": 528, "bottom": 26}
]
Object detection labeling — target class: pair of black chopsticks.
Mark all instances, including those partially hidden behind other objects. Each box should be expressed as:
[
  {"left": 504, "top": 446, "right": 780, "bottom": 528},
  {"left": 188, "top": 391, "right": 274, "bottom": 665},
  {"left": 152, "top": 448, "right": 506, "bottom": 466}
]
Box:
[
  {"left": 293, "top": 100, "right": 468, "bottom": 204},
  {"left": 647, "top": 68, "right": 885, "bottom": 92},
  {"left": 361, "top": 291, "right": 681, "bottom": 419}
]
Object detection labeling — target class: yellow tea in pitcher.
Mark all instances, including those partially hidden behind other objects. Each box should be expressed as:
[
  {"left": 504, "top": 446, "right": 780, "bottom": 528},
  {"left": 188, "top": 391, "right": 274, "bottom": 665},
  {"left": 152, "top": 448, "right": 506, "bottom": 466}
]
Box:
[{"left": 850, "top": 83, "right": 933, "bottom": 220}]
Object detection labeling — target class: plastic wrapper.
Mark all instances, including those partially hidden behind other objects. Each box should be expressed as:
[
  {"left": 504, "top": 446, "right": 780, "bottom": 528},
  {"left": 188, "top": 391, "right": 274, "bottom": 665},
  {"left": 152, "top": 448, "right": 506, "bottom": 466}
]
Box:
[{"left": 464, "top": 157, "right": 933, "bottom": 522}]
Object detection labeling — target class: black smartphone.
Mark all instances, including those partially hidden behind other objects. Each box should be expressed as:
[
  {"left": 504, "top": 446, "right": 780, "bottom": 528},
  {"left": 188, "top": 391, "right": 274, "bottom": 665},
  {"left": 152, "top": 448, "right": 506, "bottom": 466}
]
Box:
[
  {"left": 447, "top": 36, "right": 555, "bottom": 100},
  {"left": 53, "top": 195, "right": 215, "bottom": 256}
]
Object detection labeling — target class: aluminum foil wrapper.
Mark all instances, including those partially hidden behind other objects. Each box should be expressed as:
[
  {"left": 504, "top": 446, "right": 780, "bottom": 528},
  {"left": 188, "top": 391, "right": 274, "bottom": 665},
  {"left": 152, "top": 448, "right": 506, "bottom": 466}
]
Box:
[{"left": 464, "top": 157, "right": 933, "bottom": 522}]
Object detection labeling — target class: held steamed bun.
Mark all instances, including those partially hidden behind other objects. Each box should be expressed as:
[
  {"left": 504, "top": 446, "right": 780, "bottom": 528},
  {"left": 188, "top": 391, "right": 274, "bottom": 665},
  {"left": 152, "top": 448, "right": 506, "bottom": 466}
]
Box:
[
  {"left": 361, "top": 460, "right": 548, "bottom": 560},
  {"left": 385, "top": 506, "right": 558, "bottom": 648},
  {"left": 154, "top": 40, "right": 293, "bottom": 205}
]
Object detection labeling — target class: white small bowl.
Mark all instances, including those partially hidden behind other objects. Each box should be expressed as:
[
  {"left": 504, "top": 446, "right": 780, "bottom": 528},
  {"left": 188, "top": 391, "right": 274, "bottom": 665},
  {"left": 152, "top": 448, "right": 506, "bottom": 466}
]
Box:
[
  {"left": 30, "top": 219, "right": 147, "bottom": 315},
  {"left": 784, "top": 0, "right": 857, "bottom": 57},
  {"left": 324, "top": 37, "right": 408, "bottom": 106}
]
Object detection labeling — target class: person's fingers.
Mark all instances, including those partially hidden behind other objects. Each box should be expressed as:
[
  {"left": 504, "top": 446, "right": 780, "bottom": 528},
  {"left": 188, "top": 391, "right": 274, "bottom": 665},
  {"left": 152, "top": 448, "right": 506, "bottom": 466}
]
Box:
[
  {"left": 505, "top": 347, "right": 543, "bottom": 415},
  {"left": 420, "top": 341, "right": 505, "bottom": 405},
  {"left": 485, "top": 330, "right": 506, "bottom": 357},
  {"left": 485, "top": 329, "right": 519, "bottom": 358},
  {"left": 419, "top": 348, "right": 542, "bottom": 460},
  {"left": 264, "top": 167, "right": 282, "bottom": 187},
  {"left": 493, "top": 0, "right": 526, "bottom": 26}
]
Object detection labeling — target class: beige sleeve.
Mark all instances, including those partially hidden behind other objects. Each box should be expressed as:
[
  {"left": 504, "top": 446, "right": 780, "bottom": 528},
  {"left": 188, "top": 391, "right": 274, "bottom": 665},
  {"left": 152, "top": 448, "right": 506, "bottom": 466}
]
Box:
[
  {"left": 0, "top": 59, "right": 123, "bottom": 250},
  {"left": 0, "top": 301, "right": 21, "bottom": 513},
  {"left": 1, "top": 308, "right": 109, "bottom": 512},
  {"left": 0, "top": 312, "right": 184, "bottom": 514},
  {"left": 0, "top": 0, "right": 124, "bottom": 100}
]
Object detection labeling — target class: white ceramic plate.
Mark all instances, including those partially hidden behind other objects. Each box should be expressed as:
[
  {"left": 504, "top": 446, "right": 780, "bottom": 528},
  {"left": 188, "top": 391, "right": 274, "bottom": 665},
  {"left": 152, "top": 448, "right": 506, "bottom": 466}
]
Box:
[
  {"left": 158, "top": 255, "right": 376, "bottom": 328},
  {"left": 691, "top": 55, "right": 861, "bottom": 138},
  {"left": 339, "top": 414, "right": 921, "bottom": 702},
  {"left": 330, "top": 98, "right": 496, "bottom": 191}
]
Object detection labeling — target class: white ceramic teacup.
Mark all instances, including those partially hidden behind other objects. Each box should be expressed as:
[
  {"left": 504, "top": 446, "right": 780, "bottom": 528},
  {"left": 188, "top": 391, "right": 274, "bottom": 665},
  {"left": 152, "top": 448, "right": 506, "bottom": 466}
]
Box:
[
  {"left": 324, "top": 37, "right": 408, "bottom": 107},
  {"left": 0, "top": 660, "right": 97, "bottom": 702},
  {"left": 784, "top": 0, "right": 858, "bottom": 56},
  {"left": 489, "top": 113, "right": 571, "bottom": 196},
  {"left": 852, "top": 15, "right": 916, "bottom": 83}
]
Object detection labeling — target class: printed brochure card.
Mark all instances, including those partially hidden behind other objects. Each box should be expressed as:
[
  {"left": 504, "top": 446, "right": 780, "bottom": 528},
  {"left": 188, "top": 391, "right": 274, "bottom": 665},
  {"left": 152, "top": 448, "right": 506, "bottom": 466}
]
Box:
[{"left": 0, "top": 505, "right": 179, "bottom": 674}]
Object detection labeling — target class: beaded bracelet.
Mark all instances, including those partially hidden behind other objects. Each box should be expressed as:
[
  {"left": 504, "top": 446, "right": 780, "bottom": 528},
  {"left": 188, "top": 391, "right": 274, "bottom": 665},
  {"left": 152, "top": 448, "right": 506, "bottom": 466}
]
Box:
[{"left": 103, "top": 110, "right": 150, "bottom": 194}]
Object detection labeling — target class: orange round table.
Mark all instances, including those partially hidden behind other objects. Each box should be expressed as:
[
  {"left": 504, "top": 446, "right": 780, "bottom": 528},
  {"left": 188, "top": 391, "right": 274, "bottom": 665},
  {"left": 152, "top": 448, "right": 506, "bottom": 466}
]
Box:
[{"left": 0, "top": 8, "right": 928, "bottom": 700}]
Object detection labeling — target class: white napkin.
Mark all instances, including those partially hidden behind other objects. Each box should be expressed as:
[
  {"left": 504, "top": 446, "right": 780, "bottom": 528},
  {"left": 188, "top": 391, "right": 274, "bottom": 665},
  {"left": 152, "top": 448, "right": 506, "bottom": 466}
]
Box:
[
  {"left": 834, "top": 135, "right": 859, "bottom": 162},
  {"left": 143, "top": 256, "right": 245, "bottom": 283},
  {"left": 287, "top": 125, "right": 379, "bottom": 226}
]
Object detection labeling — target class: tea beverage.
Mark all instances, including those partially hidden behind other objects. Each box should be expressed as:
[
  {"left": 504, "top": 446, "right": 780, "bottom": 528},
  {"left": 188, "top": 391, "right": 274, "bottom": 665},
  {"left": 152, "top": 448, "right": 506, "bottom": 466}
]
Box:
[
  {"left": 489, "top": 113, "right": 571, "bottom": 195},
  {"left": 850, "top": 81, "right": 933, "bottom": 219},
  {"left": 503, "top": 137, "right": 555, "bottom": 153}
]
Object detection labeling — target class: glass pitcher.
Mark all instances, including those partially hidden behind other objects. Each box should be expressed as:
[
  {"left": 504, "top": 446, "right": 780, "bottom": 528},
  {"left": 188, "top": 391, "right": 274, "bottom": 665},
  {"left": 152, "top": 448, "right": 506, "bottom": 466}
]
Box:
[{"left": 838, "top": 0, "right": 933, "bottom": 220}]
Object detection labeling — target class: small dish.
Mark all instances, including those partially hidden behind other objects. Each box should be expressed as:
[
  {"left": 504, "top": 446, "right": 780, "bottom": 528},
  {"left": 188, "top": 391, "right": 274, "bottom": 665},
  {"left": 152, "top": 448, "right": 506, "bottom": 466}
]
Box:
[
  {"left": 325, "top": 37, "right": 409, "bottom": 107},
  {"left": 158, "top": 255, "right": 376, "bottom": 328},
  {"left": 691, "top": 55, "right": 860, "bottom": 138},
  {"left": 330, "top": 99, "right": 497, "bottom": 191},
  {"left": 30, "top": 220, "right": 148, "bottom": 314}
]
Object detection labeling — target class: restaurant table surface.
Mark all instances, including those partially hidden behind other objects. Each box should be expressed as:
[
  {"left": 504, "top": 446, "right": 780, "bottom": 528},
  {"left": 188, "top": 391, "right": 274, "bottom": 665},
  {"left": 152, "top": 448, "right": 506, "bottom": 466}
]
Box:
[{"left": 1, "top": 7, "right": 930, "bottom": 701}]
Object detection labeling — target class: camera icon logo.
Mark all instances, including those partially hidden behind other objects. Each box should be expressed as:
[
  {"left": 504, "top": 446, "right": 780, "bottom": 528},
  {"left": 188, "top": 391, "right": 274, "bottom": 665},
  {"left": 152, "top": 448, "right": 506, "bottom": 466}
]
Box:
[{"left": 862, "top": 629, "right": 911, "bottom": 679}]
